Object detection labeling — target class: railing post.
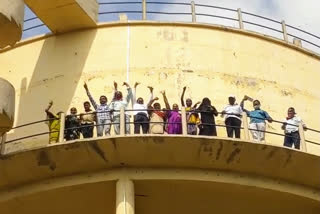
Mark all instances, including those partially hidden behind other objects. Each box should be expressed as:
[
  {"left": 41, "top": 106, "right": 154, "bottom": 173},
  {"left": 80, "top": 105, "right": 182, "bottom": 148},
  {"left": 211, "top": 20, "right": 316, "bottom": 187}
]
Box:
[
  {"left": 116, "top": 178, "right": 135, "bottom": 214},
  {"left": 58, "top": 112, "right": 65, "bottom": 143},
  {"left": 299, "top": 124, "right": 307, "bottom": 152},
  {"left": 242, "top": 112, "right": 250, "bottom": 140},
  {"left": 181, "top": 107, "right": 187, "bottom": 136},
  {"left": 120, "top": 107, "right": 125, "bottom": 136},
  {"left": 142, "top": 0, "right": 147, "bottom": 20},
  {"left": 237, "top": 8, "right": 244, "bottom": 29},
  {"left": 0, "top": 133, "right": 7, "bottom": 155},
  {"left": 281, "top": 20, "right": 288, "bottom": 42},
  {"left": 191, "top": 1, "right": 196, "bottom": 23}
]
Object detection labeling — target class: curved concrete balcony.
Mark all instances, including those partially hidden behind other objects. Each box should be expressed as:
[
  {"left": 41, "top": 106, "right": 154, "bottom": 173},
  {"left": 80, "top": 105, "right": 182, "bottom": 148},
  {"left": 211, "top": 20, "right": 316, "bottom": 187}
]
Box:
[{"left": 0, "top": 135, "right": 319, "bottom": 213}]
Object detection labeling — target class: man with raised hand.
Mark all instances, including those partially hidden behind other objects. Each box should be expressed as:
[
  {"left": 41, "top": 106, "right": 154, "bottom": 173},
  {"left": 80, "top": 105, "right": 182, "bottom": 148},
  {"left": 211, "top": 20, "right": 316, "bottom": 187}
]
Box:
[
  {"left": 109, "top": 81, "right": 133, "bottom": 135},
  {"left": 84, "top": 82, "right": 111, "bottom": 136}
]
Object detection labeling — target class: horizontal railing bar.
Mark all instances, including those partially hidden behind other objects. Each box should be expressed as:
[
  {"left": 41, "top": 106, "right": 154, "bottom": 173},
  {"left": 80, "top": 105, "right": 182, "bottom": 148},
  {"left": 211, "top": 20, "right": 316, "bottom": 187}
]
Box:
[
  {"left": 242, "top": 11, "right": 281, "bottom": 24},
  {"left": 147, "top": 1, "right": 190, "bottom": 6},
  {"left": 243, "top": 20, "right": 283, "bottom": 34},
  {"left": 23, "top": 24, "right": 45, "bottom": 32},
  {"left": 286, "top": 24, "right": 320, "bottom": 40},
  {"left": 195, "top": 3, "right": 237, "bottom": 12},
  {"left": 306, "top": 140, "right": 320, "bottom": 145},
  {"left": 99, "top": 1, "right": 141, "bottom": 5},
  {"left": 5, "top": 131, "right": 56, "bottom": 144},
  {"left": 24, "top": 17, "right": 38, "bottom": 22},
  {"left": 99, "top": 11, "right": 142, "bottom": 15},
  {"left": 147, "top": 11, "right": 192, "bottom": 15},
  {"left": 287, "top": 33, "right": 320, "bottom": 49},
  {"left": 196, "top": 13, "right": 238, "bottom": 22}
]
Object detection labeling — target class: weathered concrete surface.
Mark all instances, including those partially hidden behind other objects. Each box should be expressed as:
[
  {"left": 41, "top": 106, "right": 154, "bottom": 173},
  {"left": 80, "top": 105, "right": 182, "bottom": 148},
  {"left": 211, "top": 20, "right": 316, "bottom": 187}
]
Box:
[
  {"left": 0, "top": 79, "right": 15, "bottom": 133},
  {"left": 0, "top": 136, "right": 319, "bottom": 194},
  {"left": 0, "top": 0, "right": 24, "bottom": 48},
  {"left": 24, "top": 0, "right": 98, "bottom": 33}
]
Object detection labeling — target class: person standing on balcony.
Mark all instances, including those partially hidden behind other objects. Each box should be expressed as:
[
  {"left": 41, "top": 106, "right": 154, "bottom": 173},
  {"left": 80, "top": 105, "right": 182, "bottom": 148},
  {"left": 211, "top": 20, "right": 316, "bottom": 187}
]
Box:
[
  {"left": 197, "top": 98, "right": 218, "bottom": 136},
  {"left": 65, "top": 107, "right": 80, "bottom": 141},
  {"left": 45, "top": 101, "right": 62, "bottom": 144},
  {"left": 161, "top": 90, "right": 182, "bottom": 134},
  {"left": 282, "top": 107, "right": 307, "bottom": 150},
  {"left": 109, "top": 82, "right": 133, "bottom": 135},
  {"left": 221, "top": 95, "right": 243, "bottom": 138},
  {"left": 84, "top": 82, "right": 112, "bottom": 137},
  {"left": 132, "top": 82, "right": 153, "bottom": 134},
  {"left": 80, "top": 101, "right": 95, "bottom": 138},
  {"left": 240, "top": 96, "right": 273, "bottom": 142},
  {"left": 181, "top": 86, "right": 201, "bottom": 135},
  {"left": 148, "top": 96, "right": 165, "bottom": 134}
]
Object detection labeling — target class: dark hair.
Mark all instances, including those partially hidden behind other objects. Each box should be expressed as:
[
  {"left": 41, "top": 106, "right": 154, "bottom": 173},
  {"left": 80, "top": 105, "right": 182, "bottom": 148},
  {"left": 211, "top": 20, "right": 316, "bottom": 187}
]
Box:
[
  {"left": 253, "top": 100, "right": 261, "bottom": 105},
  {"left": 288, "top": 107, "right": 295, "bottom": 112},
  {"left": 84, "top": 101, "right": 90, "bottom": 105},
  {"left": 198, "top": 97, "right": 211, "bottom": 110},
  {"left": 100, "top": 95, "right": 107, "bottom": 100}
]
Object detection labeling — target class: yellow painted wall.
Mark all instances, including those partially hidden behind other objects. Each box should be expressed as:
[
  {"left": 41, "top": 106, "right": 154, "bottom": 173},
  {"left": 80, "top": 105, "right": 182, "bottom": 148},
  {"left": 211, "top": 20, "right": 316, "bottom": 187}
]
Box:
[{"left": 0, "top": 22, "right": 319, "bottom": 153}]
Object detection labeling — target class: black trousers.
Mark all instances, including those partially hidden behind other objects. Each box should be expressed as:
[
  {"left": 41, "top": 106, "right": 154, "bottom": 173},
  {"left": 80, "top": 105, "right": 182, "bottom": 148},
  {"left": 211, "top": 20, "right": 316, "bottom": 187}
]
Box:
[
  {"left": 284, "top": 131, "right": 300, "bottom": 150},
  {"left": 81, "top": 123, "right": 94, "bottom": 138},
  {"left": 225, "top": 117, "right": 242, "bottom": 138},
  {"left": 134, "top": 113, "right": 149, "bottom": 134}
]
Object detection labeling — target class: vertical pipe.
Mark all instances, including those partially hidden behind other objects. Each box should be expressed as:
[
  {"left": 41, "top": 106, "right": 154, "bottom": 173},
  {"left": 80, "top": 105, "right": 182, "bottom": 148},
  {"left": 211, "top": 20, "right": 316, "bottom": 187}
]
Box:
[
  {"left": 299, "top": 124, "right": 307, "bottom": 152},
  {"left": 237, "top": 8, "right": 244, "bottom": 29},
  {"left": 242, "top": 113, "right": 250, "bottom": 140},
  {"left": 120, "top": 107, "right": 125, "bottom": 136},
  {"left": 181, "top": 107, "right": 187, "bottom": 136},
  {"left": 191, "top": 1, "right": 196, "bottom": 22},
  {"left": 142, "top": 0, "right": 147, "bottom": 20},
  {"left": 281, "top": 20, "right": 288, "bottom": 42},
  {"left": 58, "top": 112, "right": 65, "bottom": 143},
  {"left": 116, "top": 178, "right": 135, "bottom": 214}
]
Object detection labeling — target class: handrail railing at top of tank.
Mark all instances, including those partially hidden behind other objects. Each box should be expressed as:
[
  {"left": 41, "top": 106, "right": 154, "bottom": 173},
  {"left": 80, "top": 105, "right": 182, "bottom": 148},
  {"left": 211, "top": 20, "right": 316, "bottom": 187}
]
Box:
[
  {"left": 1, "top": 108, "right": 320, "bottom": 157},
  {"left": 22, "top": 1, "right": 320, "bottom": 53}
]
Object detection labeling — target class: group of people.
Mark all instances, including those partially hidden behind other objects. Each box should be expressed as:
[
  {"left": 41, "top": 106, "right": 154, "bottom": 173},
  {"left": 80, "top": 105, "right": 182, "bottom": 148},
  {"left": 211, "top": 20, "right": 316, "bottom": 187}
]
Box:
[{"left": 45, "top": 82, "right": 307, "bottom": 150}]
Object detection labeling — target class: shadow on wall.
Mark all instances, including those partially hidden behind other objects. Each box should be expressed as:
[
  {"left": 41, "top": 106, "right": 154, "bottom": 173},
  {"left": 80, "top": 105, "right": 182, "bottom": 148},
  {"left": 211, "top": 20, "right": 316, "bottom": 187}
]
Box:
[{"left": 6, "top": 29, "right": 97, "bottom": 147}]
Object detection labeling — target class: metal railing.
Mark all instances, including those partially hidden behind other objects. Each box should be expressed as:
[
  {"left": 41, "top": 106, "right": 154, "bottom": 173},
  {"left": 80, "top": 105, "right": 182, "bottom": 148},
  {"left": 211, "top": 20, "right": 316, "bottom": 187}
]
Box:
[
  {"left": 2, "top": 107, "right": 320, "bottom": 156},
  {"left": 21, "top": 1, "right": 320, "bottom": 53}
]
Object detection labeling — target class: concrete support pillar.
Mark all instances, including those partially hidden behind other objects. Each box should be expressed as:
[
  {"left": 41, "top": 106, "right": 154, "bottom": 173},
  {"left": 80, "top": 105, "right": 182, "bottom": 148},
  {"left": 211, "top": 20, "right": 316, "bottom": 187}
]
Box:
[
  {"left": 237, "top": 8, "right": 244, "bottom": 29},
  {"left": 181, "top": 107, "right": 187, "bottom": 136},
  {"left": 0, "top": 0, "right": 24, "bottom": 48},
  {"left": 0, "top": 133, "right": 7, "bottom": 156},
  {"left": 191, "top": 1, "right": 196, "bottom": 23},
  {"left": 0, "top": 78, "right": 15, "bottom": 134},
  {"left": 299, "top": 123, "right": 307, "bottom": 152},
  {"left": 142, "top": 0, "right": 147, "bottom": 20},
  {"left": 242, "top": 113, "right": 250, "bottom": 140},
  {"left": 116, "top": 178, "right": 135, "bottom": 214},
  {"left": 120, "top": 107, "right": 125, "bottom": 136},
  {"left": 58, "top": 113, "right": 65, "bottom": 143},
  {"left": 281, "top": 20, "right": 288, "bottom": 42}
]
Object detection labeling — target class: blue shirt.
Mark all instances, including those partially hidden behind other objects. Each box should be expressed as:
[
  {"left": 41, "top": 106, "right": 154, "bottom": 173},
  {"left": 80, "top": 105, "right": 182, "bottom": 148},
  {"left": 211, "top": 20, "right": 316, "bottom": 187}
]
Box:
[{"left": 247, "top": 110, "right": 270, "bottom": 123}]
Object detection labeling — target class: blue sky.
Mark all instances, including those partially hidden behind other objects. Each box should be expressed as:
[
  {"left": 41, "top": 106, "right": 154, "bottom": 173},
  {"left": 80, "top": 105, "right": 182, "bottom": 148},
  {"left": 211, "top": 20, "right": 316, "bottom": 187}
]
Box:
[{"left": 22, "top": 0, "right": 320, "bottom": 52}]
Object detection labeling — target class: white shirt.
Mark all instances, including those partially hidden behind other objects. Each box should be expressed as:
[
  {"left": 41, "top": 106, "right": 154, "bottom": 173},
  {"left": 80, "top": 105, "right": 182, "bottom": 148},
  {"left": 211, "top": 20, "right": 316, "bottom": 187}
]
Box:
[
  {"left": 132, "top": 87, "right": 153, "bottom": 116},
  {"left": 224, "top": 104, "right": 243, "bottom": 120},
  {"left": 284, "top": 116, "right": 304, "bottom": 133}
]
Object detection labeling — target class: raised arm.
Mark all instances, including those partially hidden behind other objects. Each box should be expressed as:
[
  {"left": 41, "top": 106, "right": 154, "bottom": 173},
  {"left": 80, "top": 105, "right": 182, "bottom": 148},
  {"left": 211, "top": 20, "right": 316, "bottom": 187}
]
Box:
[
  {"left": 45, "top": 101, "right": 56, "bottom": 119},
  {"left": 147, "top": 86, "right": 154, "bottom": 103},
  {"left": 132, "top": 82, "right": 140, "bottom": 106},
  {"left": 240, "top": 96, "right": 249, "bottom": 114},
  {"left": 193, "top": 101, "right": 201, "bottom": 109},
  {"left": 123, "top": 82, "right": 133, "bottom": 104},
  {"left": 148, "top": 97, "right": 159, "bottom": 109},
  {"left": 161, "top": 90, "right": 170, "bottom": 110},
  {"left": 211, "top": 106, "right": 219, "bottom": 117},
  {"left": 111, "top": 81, "right": 118, "bottom": 102},
  {"left": 84, "top": 82, "right": 98, "bottom": 110},
  {"left": 181, "top": 86, "right": 186, "bottom": 107}
]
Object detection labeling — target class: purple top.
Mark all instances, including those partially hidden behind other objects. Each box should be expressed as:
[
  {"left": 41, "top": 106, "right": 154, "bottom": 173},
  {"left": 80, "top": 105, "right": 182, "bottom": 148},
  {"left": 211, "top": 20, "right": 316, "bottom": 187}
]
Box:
[{"left": 167, "top": 110, "right": 182, "bottom": 134}]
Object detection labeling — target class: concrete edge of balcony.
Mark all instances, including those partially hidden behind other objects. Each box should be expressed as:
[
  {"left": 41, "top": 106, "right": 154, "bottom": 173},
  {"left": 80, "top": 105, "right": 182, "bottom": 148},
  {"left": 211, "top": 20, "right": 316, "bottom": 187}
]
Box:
[
  {"left": 1, "top": 21, "right": 319, "bottom": 60},
  {"left": 0, "top": 135, "right": 319, "bottom": 198}
]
